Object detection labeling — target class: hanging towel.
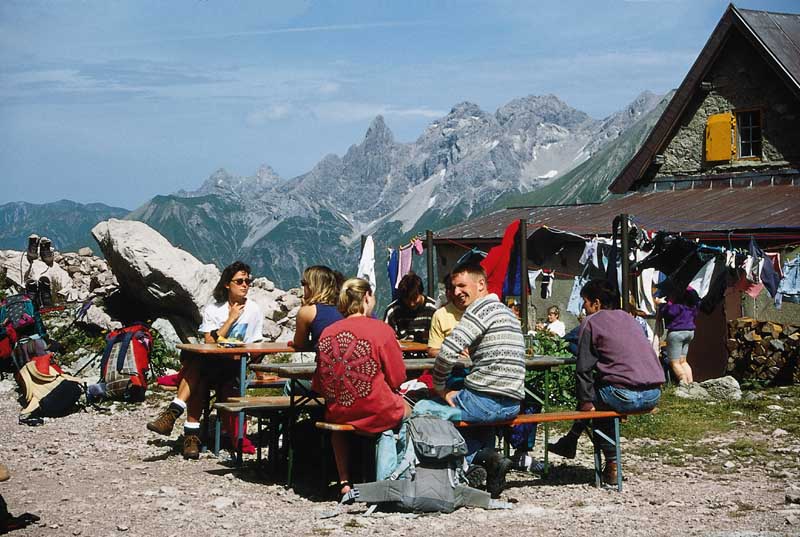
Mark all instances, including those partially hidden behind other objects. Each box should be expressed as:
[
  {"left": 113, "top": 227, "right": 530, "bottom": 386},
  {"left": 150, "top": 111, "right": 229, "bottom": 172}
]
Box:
[
  {"left": 567, "top": 266, "right": 590, "bottom": 316},
  {"left": 528, "top": 269, "right": 542, "bottom": 293},
  {"left": 481, "top": 220, "right": 521, "bottom": 298},
  {"left": 413, "top": 238, "right": 424, "bottom": 255},
  {"left": 357, "top": 236, "right": 376, "bottom": 292},
  {"left": 689, "top": 257, "right": 717, "bottom": 299},
  {"left": 397, "top": 245, "right": 413, "bottom": 285}
]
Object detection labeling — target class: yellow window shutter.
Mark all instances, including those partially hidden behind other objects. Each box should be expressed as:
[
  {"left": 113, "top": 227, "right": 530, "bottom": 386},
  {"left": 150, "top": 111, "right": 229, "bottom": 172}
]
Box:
[{"left": 705, "top": 112, "right": 735, "bottom": 162}]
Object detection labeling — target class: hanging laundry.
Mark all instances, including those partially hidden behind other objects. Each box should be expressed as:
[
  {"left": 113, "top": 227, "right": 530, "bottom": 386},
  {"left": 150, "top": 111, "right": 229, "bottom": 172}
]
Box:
[
  {"left": 412, "top": 238, "right": 424, "bottom": 255},
  {"left": 734, "top": 273, "right": 764, "bottom": 299},
  {"left": 698, "top": 261, "right": 736, "bottom": 314},
  {"left": 357, "top": 235, "right": 376, "bottom": 292},
  {"left": 689, "top": 257, "right": 717, "bottom": 299},
  {"left": 397, "top": 245, "right": 413, "bottom": 286},
  {"left": 540, "top": 270, "right": 553, "bottom": 299},
  {"left": 480, "top": 220, "right": 521, "bottom": 298},
  {"left": 776, "top": 256, "right": 800, "bottom": 305},
  {"left": 457, "top": 247, "right": 488, "bottom": 265},
  {"left": 567, "top": 266, "right": 590, "bottom": 316},
  {"left": 748, "top": 236, "right": 780, "bottom": 298},
  {"left": 387, "top": 248, "right": 399, "bottom": 301},
  {"left": 528, "top": 269, "right": 542, "bottom": 293}
]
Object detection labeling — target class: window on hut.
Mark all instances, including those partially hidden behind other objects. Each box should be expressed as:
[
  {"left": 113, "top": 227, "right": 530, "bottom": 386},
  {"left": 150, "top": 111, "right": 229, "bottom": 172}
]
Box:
[{"left": 736, "top": 110, "right": 761, "bottom": 159}]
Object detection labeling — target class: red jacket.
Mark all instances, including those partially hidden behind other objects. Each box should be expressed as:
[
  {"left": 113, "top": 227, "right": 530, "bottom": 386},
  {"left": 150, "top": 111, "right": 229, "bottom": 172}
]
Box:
[
  {"left": 481, "top": 220, "right": 520, "bottom": 298},
  {"left": 312, "top": 316, "right": 407, "bottom": 433}
]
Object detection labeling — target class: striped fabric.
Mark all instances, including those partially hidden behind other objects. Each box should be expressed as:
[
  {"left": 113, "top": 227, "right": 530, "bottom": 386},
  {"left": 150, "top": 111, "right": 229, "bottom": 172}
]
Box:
[{"left": 433, "top": 293, "right": 525, "bottom": 400}]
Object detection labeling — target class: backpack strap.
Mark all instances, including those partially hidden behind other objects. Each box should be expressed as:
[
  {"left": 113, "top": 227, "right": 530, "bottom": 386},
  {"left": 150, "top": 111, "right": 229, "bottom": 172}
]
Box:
[{"left": 115, "top": 331, "right": 137, "bottom": 373}]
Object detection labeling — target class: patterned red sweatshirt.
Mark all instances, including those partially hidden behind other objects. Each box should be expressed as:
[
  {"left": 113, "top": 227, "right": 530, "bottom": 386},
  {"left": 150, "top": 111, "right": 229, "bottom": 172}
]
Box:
[{"left": 312, "top": 316, "right": 407, "bottom": 433}]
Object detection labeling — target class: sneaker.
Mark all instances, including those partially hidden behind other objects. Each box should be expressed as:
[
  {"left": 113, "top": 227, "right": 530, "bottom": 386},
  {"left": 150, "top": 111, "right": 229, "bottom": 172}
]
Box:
[
  {"left": 547, "top": 434, "right": 578, "bottom": 459},
  {"left": 527, "top": 458, "right": 545, "bottom": 474},
  {"left": 182, "top": 434, "right": 201, "bottom": 460},
  {"left": 511, "top": 449, "right": 528, "bottom": 471},
  {"left": 464, "top": 464, "right": 487, "bottom": 489},
  {"left": 26, "top": 234, "right": 39, "bottom": 262},
  {"left": 38, "top": 237, "right": 54, "bottom": 266},
  {"left": 146, "top": 405, "right": 181, "bottom": 436}
]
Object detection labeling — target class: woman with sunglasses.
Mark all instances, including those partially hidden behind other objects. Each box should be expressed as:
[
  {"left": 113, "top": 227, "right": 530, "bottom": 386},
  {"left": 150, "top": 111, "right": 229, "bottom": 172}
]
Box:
[
  {"left": 146, "top": 261, "right": 264, "bottom": 459},
  {"left": 284, "top": 265, "right": 344, "bottom": 396},
  {"left": 291, "top": 265, "right": 344, "bottom": 352}
]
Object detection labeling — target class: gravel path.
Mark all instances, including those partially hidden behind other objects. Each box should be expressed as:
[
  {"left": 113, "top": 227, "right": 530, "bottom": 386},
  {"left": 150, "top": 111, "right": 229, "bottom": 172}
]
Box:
[{"left": 1, "top": 382, "right": 798, "bottom": 537}]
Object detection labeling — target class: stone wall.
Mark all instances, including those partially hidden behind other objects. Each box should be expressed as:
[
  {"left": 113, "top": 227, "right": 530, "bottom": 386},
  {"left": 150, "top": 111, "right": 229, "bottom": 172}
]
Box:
[{"left": 655, "top": 28, "right": 800, "bottom": 180}]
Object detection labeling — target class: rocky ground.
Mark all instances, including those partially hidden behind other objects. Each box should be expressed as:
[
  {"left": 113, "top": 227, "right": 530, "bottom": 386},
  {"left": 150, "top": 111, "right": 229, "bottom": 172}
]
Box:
[{"left": 1, "top": 382, "right": 799, "bottom": 537}]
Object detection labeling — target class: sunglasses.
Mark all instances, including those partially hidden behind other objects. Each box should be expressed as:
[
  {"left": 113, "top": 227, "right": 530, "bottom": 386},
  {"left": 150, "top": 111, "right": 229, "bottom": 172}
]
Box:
[{"left": 231, "top": 278, "right": 253, "bottom": 286}]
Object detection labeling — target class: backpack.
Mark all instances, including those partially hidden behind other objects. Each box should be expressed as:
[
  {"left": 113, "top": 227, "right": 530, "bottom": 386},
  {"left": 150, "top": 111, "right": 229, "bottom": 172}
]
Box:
[
  {"left": 99, "top": 323, "right": 152, "bottom": 402},
  {"left": 0, "top": 293, "right": 48, "bottom": 340},
  {"left": 10, "top": 335, "right": 48, "bottom": 373},
  {"left": 346, "top": 415, "right": 505, "bottom": 513},
  {"left": 16, "top": 354, "right": 83, "bottom": 419}
]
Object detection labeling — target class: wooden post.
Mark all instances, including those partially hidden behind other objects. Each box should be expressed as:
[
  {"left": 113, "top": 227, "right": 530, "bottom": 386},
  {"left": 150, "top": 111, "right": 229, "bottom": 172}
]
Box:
[
  {"left": 620, "top": 214, "right": 631, "bottom": 312},
  {"left": 426, "top": 230, "right": 435, "bottom": 298},
  {"left": 519, "top": 218, "right": 529, "bottom": 332}
]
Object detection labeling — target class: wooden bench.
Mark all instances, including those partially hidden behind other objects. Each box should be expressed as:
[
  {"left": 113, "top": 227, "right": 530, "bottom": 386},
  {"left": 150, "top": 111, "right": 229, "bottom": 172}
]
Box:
[{"left": 316, "top": 408, "right": 658, "bottom": 491}]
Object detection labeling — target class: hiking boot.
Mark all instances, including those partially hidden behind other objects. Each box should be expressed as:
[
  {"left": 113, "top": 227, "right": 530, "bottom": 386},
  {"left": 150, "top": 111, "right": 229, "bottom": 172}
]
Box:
[
  {"left": 475, "top": 448, "right": 513, "bottom": 499},
  {"left": 146, "top": 405, "right": 181, "bottom": 436},
  {"left": 182, "top": 434, "right": 201, "bottom": 459},
  {"left": 464, "top": 464, "right": 487, "bottom": 489},
  {"left": 547, "top": 434, "right": 578, "bottom": 459},
  {"left": 26, "top": 235, "right": 39, "bottom": 262},
  {"left": 0, "top": 463, "right": 9, "bottom": 482},
  {"left": 38, "top": 237, "right": 54, "bottom": 266},
  {"left": 602, "top": 460, "right": 619, "bottom": 486}
]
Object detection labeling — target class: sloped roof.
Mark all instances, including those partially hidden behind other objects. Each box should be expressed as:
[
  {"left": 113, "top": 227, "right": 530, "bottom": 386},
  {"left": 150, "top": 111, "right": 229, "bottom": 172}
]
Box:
[
  {"left": 609, "top": 4, "right": 800, "bottom": 194},
  {"left": 433, "top": 185, "right": 800, "bottom": 242}
]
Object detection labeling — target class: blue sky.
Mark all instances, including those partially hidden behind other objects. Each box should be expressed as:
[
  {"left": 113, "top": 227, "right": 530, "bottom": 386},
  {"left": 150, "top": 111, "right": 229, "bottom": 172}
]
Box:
[{"left": 1, "top": 0, "right": 797, "bottom": 209}]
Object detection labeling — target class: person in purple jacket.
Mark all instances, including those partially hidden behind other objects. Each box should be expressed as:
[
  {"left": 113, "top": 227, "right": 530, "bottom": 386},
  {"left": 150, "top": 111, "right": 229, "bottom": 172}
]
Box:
[
  {"left": 550, "top": 279, "right": 665, "bottom": 484},
  {"left": 656, "top": 287, "right": 699, "bottom": 384}
]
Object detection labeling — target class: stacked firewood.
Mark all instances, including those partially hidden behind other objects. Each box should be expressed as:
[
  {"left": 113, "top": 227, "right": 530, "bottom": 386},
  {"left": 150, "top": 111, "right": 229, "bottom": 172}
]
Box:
[{"left": 726, "top": 317, "right": 800, "bottom": 384}]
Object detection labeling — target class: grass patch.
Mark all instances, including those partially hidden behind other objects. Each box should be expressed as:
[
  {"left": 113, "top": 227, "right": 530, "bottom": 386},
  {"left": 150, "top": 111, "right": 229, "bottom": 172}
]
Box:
[{"left": 617, "top": 384, "right": 800, "bottom": 465}]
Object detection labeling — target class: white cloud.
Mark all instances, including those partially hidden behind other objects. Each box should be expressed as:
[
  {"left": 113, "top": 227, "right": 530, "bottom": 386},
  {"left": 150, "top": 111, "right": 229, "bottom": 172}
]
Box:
[
  {"left": 246, "top": 103, "right": 293, "bottom": 125},
  {"left": 313, "top": 101, "right": 445, "bottom": 122},
  {"left": 318, "top": 81, "right": 340, "bottom": 95}
]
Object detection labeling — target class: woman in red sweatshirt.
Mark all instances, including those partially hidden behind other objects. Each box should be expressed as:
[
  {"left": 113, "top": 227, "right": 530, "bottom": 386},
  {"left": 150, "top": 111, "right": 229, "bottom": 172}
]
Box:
[{"left": 312, "top": 278, "right": 410, "bottom": 495}]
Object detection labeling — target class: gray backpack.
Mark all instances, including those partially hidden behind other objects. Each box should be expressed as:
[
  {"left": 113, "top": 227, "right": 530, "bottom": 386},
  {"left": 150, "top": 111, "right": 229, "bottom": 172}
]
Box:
[{"left": 346, "top": 415, "right": 509, "bottom": 513}]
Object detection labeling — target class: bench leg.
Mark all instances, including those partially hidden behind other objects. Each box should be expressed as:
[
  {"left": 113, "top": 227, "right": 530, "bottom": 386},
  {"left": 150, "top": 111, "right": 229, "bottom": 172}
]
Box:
[
  {"left": 214, "top": 414, "right": 221, "bottom": 457},
  {"left": 613, "top": 417, "right": 622, "bottom": 492},
  {"left": 590, "top": 419, "right": 623, "bottom": 492}
]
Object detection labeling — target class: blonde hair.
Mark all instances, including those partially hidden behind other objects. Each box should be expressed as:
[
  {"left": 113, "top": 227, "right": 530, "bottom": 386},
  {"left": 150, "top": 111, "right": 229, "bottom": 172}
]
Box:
[
  {"left": 338, "top": 278, "right": 372, "bottom": 317},
  {"left": 302, "top": 265, "right": 340, "bottom": 306},
  {"left": 547, "top": 305, "right": 560, "bottom": 318}
]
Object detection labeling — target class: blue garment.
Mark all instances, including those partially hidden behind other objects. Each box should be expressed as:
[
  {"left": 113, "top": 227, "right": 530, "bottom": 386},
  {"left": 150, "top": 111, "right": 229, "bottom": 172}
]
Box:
[
  {"left": 777, "top": 256, "right": 800, "bottom": 305},
  {"left": 749, "top": 237, "right": 780, "bottom": 298},
  {"left": 412, "top": 399, "right": 462, "bottom": 421},
  {"left": 309, "top": 304, "right": 343, "bottom": 351},
  {"left": 375, "top": 422, "right": 407, "bottom": 480},
  {"left": 387, "top": 249, "right": 399, "bottom": 301},
  {"left": 593, "top": 384, "right": 661, "bottom": 457},
  {"left": 454, "top": 388, "right": 520, "bottom": 462}
]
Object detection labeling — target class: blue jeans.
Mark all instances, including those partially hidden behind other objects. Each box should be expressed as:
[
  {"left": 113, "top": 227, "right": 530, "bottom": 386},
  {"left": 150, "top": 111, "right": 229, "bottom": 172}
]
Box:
[
  {"left": 594, "top": 385, "right": 660, "bottom": 458},
  {"left": 454, "top": 388, "right": 520, "bottom": 462}
]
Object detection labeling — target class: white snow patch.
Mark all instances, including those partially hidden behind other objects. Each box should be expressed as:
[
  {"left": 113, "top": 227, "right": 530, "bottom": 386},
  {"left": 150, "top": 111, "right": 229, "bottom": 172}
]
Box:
[
  {"left": 538, "top": 170, "right": 558, "bottom": 179},
  {"left": 427, "top": 195, "right": 437, "bottom": 208}
]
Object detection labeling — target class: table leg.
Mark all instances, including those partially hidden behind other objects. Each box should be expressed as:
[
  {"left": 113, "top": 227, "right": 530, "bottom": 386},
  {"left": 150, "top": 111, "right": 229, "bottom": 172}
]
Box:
[{"left": 542, "top": 367, "right": 551, "bottom": 476}]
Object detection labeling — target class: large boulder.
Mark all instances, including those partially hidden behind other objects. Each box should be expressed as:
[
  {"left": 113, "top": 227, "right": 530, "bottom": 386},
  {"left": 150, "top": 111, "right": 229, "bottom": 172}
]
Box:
[{"left": 91, "top": 219, "right": 219, "bottom": 341}]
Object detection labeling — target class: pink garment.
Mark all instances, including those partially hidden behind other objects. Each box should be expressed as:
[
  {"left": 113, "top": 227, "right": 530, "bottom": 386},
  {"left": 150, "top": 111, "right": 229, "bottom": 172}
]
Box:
[
  {"left": 734, "top": 273, "right": 764, "bottom": 298},
  {"left": 413, "top": 239, "right": 424, "bottom": 255},
  {"left": 397, "top": 245, "right": 413, "bottom": 285}
]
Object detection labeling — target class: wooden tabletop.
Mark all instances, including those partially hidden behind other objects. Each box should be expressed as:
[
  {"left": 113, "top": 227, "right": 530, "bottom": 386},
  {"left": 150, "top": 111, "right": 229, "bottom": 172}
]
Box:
[
  {"left": 176, "top": 342, "right": 294, "bottom": 354},
  {"left": 251, "top": 355, "right": 575, "bottom": 379},
  {"left": 177, "top": 339, "right": 428, "bottom": 355}
]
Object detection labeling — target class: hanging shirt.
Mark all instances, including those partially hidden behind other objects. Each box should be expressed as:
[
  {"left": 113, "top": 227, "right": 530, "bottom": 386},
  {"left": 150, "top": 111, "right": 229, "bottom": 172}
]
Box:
[{"left": 357, "top": 235, "right": 376, "bottom": 292}]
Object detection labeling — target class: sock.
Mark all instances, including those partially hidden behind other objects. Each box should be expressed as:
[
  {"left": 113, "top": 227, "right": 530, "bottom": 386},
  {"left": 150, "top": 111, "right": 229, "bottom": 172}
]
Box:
[
  {"left": 170, "top": 398, "right": 187, "bottom": 412},
  {"left": 184, "top": 422, "right": 200, "bottom": 437}
]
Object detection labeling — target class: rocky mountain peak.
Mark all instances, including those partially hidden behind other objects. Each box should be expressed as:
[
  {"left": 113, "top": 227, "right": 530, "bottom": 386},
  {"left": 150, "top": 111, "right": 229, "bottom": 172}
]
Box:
[
  {"left": 496, "top": 94, "right": 595, "bottom": 132},
  {"left": 363, "top": 115, "right": 395, "bottom": 148}
]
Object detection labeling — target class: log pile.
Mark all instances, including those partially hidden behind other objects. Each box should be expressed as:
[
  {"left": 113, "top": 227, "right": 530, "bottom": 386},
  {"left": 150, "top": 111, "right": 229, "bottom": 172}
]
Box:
[{"left": 726, "top": 317, "right": 800, "bottom": 384}]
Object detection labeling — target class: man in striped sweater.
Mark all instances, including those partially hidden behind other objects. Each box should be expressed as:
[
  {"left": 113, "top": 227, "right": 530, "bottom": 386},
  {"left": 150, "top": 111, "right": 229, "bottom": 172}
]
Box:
[{"left": 432, "top": 263, "right": 525, "bottom": 498}]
